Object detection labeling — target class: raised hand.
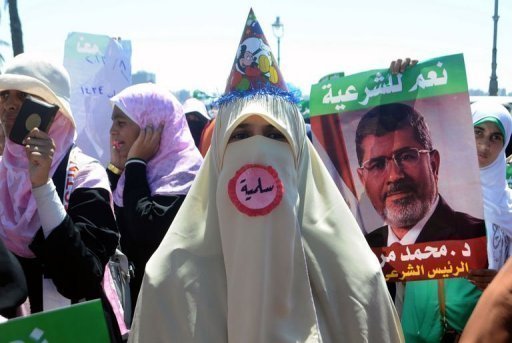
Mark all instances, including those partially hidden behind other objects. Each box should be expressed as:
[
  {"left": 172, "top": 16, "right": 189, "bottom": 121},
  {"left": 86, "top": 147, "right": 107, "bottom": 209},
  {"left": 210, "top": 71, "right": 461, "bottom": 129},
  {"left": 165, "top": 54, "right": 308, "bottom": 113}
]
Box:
[
  {"left": 24, "top": 128, "right": 55, "bottom": 188},
  {"left": 127, "top": 121, "right": 164, "bottom": 162},
  {"left": 389, "top": 58, "right": 418, "bottom": 74}
]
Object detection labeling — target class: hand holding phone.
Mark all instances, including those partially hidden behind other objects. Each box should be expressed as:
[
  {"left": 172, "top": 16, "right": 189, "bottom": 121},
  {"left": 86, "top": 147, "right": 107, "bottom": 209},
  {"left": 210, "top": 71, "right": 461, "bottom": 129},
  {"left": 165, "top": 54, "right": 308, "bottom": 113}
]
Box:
[
  {"left": 9, "top": 96, "right": 59, "bottom": 145},
  {"left": 25, "top": 128, "right": 56, "bottom": 188}
]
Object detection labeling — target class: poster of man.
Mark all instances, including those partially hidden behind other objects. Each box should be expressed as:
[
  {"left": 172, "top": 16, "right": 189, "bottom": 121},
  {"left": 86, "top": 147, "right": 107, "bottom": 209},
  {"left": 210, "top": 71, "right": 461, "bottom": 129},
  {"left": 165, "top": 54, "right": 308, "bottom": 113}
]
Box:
[{"left": 309, "top": 54, "right": 487, "bottom": 281}]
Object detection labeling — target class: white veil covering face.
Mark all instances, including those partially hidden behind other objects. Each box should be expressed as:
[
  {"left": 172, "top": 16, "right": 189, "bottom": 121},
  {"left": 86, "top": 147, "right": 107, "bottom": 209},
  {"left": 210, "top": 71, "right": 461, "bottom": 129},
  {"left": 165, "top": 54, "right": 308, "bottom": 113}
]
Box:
[
  {"left": 471, "top": 101, "right": 512, "bottom": 269},
  {"left": 129, "top": 95, "right": 403, "bottom": 343}
]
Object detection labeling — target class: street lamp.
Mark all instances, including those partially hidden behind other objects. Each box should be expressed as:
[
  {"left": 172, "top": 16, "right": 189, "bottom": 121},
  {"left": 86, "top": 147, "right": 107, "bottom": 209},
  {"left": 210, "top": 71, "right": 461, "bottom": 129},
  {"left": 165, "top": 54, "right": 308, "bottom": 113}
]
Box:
[
  {"left": 272, "top": 16, "right": 284, "bottom": 66},
  {"left": 489, "top": 0, "right": 499, "bottom": 96}
]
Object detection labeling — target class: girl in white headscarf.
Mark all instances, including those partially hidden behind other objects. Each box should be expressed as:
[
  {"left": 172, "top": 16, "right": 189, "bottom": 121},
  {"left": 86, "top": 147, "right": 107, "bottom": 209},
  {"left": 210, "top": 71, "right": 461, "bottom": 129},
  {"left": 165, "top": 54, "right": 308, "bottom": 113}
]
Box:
[
  {"left": 468, "top": 101, "right": 512, "bottom": 289},
  {"left": 128, "top": 94, "right": 403, "bottom": 343}
]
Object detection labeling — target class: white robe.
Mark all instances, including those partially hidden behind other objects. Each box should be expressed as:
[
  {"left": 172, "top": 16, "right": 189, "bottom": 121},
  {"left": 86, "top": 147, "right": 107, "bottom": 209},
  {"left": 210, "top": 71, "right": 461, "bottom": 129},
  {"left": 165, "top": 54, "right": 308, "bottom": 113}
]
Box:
[{"left": 129, "top": 95, "right": 403, "bottom": 342}]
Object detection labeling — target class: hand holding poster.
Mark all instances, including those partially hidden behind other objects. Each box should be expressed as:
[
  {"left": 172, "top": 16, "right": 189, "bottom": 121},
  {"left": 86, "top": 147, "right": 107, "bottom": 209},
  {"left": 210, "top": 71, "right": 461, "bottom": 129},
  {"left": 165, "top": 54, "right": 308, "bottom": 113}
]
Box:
[{"left": 310, "top": 54, "right": 487, "bottom": 282}]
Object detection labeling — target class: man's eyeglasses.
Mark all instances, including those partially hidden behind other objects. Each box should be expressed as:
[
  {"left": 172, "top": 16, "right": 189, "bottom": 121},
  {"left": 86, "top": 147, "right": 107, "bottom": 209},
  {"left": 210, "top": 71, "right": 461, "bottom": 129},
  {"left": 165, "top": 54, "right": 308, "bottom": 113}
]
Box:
[{"left": 359, "top": 148, "right": 432, "bottom": 175}]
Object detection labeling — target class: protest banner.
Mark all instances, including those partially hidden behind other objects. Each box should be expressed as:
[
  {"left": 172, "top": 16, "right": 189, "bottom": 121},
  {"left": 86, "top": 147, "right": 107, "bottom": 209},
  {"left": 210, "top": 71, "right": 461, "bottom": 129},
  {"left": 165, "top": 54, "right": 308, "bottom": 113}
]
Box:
[
  {"left": 64, "top": 32, "right": 132, "bottom": 165},
  {"left": 310, "top": 54, "right": 487, "bottom": 281},
  {"left": 0, "top": 300, "right": 109, "bottom": 343}
]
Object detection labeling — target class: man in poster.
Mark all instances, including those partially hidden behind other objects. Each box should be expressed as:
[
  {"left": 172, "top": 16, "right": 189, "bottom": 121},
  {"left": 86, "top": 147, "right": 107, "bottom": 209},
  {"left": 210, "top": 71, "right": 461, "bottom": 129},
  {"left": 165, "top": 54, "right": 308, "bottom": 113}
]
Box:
[{"left": 356, "top": 102, "right": 485, "bottom": 247}]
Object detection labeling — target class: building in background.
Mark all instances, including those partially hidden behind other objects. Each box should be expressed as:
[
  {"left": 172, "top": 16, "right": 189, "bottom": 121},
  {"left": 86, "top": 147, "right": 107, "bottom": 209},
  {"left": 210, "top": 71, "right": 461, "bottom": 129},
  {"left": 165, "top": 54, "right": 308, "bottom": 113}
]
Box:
[{"left": 132, "top": 70, "right": 155, "bottom": 84}]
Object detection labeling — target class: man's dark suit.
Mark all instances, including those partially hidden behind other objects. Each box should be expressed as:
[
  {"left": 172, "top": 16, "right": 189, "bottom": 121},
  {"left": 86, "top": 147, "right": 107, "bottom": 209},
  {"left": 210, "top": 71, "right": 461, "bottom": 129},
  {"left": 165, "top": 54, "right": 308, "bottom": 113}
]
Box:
[
  {"left": 365, "top": 195, "right": 485, "bottom": 247},
  {"left": 365, "top": 195, "right": 485, "bottom": 299}
]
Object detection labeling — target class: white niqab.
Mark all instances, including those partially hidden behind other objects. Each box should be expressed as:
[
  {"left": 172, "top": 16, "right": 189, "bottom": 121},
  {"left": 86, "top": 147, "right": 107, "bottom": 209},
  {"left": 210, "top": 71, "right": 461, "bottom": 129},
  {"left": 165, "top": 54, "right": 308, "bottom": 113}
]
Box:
[{"left": 129, "top": 95, "right": 403, "bottom": 342}]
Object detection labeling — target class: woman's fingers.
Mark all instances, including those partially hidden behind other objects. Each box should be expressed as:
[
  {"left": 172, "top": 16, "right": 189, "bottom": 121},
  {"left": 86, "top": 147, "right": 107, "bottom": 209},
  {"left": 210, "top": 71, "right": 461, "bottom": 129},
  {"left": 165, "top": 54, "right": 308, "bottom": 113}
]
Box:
[
  {"left": 400, "top": 58, "right": 411, "bottom": 72},
  {"left": 150, "top": 122, "right": 164, "bottom": 145},
  {"left": 23, "top": 128, "right": 55, "bottom": 187},
  {"left": 390, "top": 59, "right": 402, "bottom": 74},
  {"left": 143, "top": 122, "right": 163, "bottom": 146},
  {"left": 127, "top": 122, "right": 163, "bottom": 161},
  {"left": 24, "top": 129, "right": 55, "bottom": 158},
  {"left": 390, "top": 58, "right": 418, "bottom": 74}
]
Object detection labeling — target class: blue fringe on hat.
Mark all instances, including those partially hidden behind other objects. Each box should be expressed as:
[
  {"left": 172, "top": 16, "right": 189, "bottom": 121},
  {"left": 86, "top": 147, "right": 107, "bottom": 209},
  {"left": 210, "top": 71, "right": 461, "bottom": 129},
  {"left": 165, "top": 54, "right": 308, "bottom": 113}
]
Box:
[{"left": 215, "top": 86, "right": 301, "bottom": 107}]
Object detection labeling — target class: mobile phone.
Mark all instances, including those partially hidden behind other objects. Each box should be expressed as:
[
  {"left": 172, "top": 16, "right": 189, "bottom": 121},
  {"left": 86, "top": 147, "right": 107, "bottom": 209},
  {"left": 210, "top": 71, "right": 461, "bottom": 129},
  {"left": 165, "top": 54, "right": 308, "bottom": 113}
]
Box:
[{"left": 8, "top": 95, "right": 59, "bottom": 145}]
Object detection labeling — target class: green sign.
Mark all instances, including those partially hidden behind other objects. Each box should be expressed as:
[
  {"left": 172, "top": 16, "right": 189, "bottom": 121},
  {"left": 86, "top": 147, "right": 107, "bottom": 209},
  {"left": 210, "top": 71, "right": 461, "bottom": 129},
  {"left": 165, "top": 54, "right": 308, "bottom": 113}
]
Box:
[
  {"left": 65, "top": 32, "right": 112, "bottom": 60},
  {"left": 0, "top": 300, "right": 109, "bottom": 343},
  {"left": 310, "top": 54, "right": 467, "bottom": 116}
]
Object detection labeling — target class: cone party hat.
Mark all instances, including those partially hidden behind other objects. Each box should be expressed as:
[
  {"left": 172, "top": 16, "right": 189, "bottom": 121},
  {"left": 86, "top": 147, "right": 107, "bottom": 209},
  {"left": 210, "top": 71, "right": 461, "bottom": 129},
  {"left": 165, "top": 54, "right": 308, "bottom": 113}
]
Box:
[{"left": 224, "top": 9, "right": 289, "bottom": 96}]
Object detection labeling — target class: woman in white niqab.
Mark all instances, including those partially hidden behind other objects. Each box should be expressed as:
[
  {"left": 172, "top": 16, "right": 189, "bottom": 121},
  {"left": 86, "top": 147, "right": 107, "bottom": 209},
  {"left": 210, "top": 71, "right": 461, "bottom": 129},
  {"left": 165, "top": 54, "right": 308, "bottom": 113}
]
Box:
[{"left": 128, "top": 95, "right": 403, "bottom": 342}]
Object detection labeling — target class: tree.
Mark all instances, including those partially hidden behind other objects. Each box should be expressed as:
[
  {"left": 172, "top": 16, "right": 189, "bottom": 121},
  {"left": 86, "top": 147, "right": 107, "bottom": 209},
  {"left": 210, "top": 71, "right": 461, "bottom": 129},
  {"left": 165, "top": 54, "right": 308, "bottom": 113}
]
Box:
[
  {"left": 6, "top": 0, "right": 23, "bottom": 56},
  {"left": 0, "top": 39, "right": 8, "bottom": 69},
  {"left": 0, "top": 4, "right": 9, "bottom": 68}
]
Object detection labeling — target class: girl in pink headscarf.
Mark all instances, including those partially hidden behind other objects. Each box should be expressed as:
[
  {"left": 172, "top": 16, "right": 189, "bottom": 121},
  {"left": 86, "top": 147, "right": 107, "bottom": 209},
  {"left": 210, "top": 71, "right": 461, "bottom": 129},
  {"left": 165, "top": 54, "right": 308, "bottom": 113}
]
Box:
[{"left": 107, "top": 83, "right": 203, "bottom": 316}]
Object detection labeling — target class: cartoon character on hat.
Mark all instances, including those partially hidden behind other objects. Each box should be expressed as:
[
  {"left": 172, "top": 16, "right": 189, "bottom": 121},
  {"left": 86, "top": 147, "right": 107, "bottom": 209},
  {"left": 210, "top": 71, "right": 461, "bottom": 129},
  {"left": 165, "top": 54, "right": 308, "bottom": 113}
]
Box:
[{"left": 226, "top": 9, "right": 284, "bottom": 92}]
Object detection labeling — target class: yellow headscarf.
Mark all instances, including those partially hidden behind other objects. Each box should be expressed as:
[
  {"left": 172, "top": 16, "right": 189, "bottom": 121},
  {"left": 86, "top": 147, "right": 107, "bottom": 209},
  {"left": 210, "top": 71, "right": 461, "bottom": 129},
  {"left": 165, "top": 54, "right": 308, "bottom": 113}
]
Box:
[{"left": 129, "top": 95, "right": 403, "bottom": 342}]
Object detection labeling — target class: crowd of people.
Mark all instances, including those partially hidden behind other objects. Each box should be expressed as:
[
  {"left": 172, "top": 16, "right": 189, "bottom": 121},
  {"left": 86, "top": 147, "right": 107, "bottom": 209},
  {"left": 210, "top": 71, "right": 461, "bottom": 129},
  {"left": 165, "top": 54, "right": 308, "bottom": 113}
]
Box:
[{"left": 0, "top": 9, "right": 511, "bottom": 343}]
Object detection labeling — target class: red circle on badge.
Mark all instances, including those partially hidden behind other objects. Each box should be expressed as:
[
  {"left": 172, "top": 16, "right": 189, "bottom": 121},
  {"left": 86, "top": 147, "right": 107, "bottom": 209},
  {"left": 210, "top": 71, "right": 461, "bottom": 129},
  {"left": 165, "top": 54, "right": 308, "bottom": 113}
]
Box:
[{"left": 228, "top": 164, "right": 284, "bottom": 216}]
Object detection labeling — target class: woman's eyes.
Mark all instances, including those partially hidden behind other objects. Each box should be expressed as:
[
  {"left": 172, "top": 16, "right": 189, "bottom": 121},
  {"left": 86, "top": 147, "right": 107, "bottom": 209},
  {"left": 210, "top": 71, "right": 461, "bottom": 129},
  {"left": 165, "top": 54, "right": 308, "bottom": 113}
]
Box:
[
  {"left": 0, "top": 91, "right": 27, "bottom": 102},
  {"left": 474, "top": 128, "right": 504, "bottom": 144},
  {"left": 491, "top": 133, "right": 503, "bottom": 143},
  {"left": 0, "top": 90, "right": 28, "bottom": 102},
  {"left": 111, "top": 119, "right": 127, "bottom": 128},
  {"left": 228, "top": 129, "right": 286, "bottom": 143},
  {"left": 265, "top": 130, "right": 286, "bottom": 141},
  {"left": 228, "top": 130, "right": 250, "bottom": 143}
]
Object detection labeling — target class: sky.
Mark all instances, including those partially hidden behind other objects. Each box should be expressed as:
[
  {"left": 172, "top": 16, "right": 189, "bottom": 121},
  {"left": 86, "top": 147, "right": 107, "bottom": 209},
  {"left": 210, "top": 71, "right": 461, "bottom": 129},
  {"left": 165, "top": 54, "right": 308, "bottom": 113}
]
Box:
[{"left": 0, "top": 0, "right": 511, "bottom": 96}]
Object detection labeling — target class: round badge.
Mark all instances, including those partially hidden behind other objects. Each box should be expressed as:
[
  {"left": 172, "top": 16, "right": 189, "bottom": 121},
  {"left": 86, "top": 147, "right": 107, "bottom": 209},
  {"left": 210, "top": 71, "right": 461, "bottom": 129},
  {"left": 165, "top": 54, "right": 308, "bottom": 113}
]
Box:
[
  {"left": 25, "top": 113, "right": 42, "bottom": 131},
  {"left": 228, "top": 164, "right": 284, "bottom": 216}
]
